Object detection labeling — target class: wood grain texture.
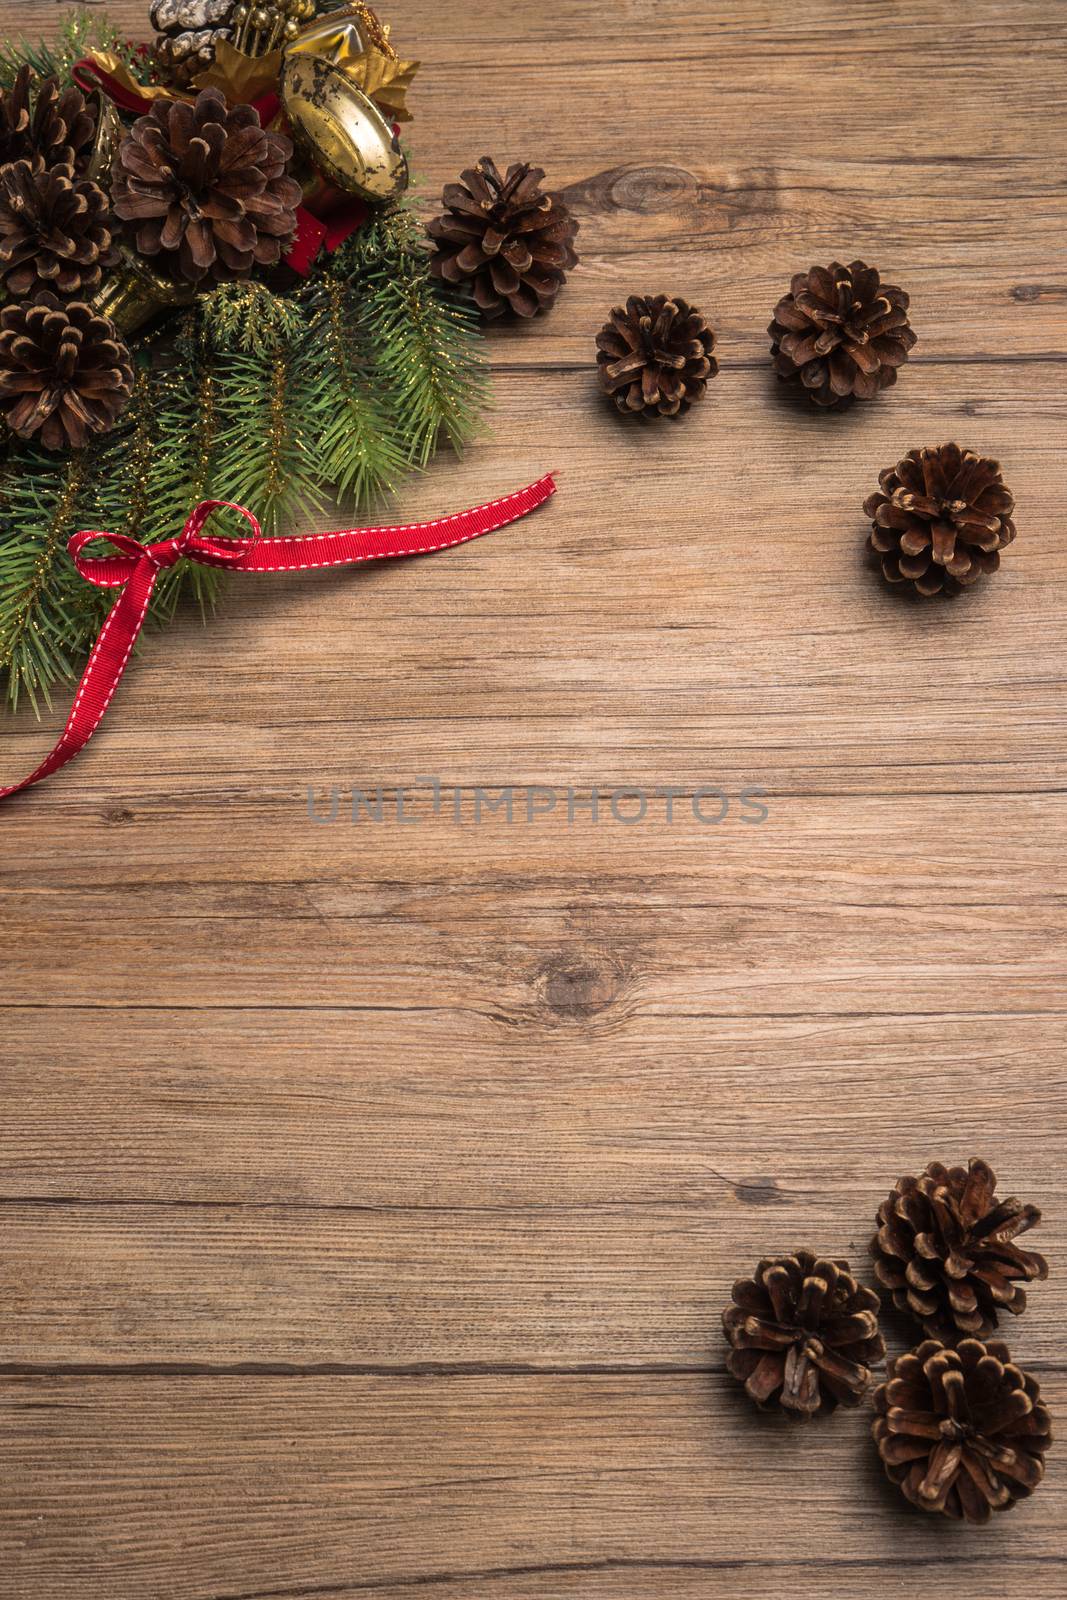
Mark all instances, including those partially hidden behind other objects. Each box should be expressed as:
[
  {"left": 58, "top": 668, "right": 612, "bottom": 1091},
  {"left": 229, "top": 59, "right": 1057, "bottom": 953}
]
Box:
[{"left": 1, "top": 0, "right": 1066, "bottom": 1596}]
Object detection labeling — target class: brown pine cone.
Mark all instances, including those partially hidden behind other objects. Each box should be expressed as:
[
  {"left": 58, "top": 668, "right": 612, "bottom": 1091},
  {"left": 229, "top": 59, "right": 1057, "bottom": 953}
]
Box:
[
  {"left": 0, "top": 293, "right": 133, "bottom": 450},
  {"left": 723, "top": 1250, "right": 884, "bottom": 1415},
  {"left": 769, "top": 259, "right": 916, "bottom": 407},
  {"left": 873, "top": 1337, "right": 1051, "bottom": 1522},
  {"left": 151, "top": 28, "right": 234, "bottom": 90},
  {"left": 595, "top": 294, "right": 717, "bottom": 419},
  {"left": 866, "top": 443, "right": 1016, "bottom": 596},
  {"left": 111, "top": 88, "right": 302, "bottom": 285},
  {"left": 872, "top": 1159, "right": 1047, "bottom": 1342},
  {"left": 149, "top": 0, "right": 237, "bottom": 87},
  {"left": 0, "top": 66, "right": 97, "bottom": 172},
  {"left": 427, "top": 157, "right": 579, "bottom": 319},
  {"left": 0, "top": 159, "right": 113, "bottom": 300}
]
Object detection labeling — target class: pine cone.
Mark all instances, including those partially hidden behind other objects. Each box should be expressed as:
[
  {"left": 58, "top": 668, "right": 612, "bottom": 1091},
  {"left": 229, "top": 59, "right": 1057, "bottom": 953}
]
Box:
[
  {"left": 111, "top": 88, "right": 302, "bottom": 285},
  {"left": 872, "top": 1159, "right": 1047, "bottom": 1342},
  {"left": 150, "top": 0, "right": 236, "bottom": 82},
  {"left": 722, "top": 1250, "right": 884, "bottom": 1415},
  {"left": 151, "top": 30, "right": 233, "bottom": 89},
  {"left": 427, "top": 157, "right": 579, "bottom": 319},
  {"left": 0, "top": 65, "right": 97, "bottom": 172},
  {"left": 769, "top": 260, "right": 916, "bottom": 407},
  {"left": 0, "top": 293, "right": 133, "bottom": 450},
  {"left": 0, "top": 159, "right": 113, "bottom": 300},
  {"left": 865, "top": 443, "right": 1016, "bottom": 596},
  {"left": 873, "top": 1337, "right": 1051, "bottom": 1522},
  {"left": 595, "top": 294, "right": 717, "bottom": 419}
]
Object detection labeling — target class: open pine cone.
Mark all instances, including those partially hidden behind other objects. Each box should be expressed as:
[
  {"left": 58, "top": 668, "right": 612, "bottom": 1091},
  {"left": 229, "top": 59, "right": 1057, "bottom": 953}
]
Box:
[
  {"left": 769, "top": 260, "right": 916, "bottom": 407},
  {"left": 111, "top": 87, "right": 302, "bottom": 285},
  {"left": 873, "top": 1337, "right": 1051, "bottom": 1522},
  {"left": 596, "top": 294, "right": 717, "bottom": 419},
  {"left": 0, "top": 159, "right": 113, "bottom": 300},
  {"left": 427, "top": 157, "right": 579, "bottom": 319},
  {"left": 0, "top": 293, "right": 133, "bottom": 450},
  {"left": 872, "top": 1159, "right": 1047, "bottom": 1342},
  {"left": 150, "top": 0, "right": 237, "bottom": 88},
  {"left": 0, "top": 65, "right": 97, "bottom": 172},
  {"left": 723, "top": 1250, "right": 884, "bottom": 1415},
  {"left": 866, "top": 443, "right": 1016, "bottom": 596}
]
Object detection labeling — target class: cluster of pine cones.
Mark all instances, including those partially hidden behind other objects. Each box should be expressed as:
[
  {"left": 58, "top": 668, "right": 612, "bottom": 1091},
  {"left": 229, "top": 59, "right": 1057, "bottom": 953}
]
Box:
[
  {"left": 0, "top": 62, "right": 301, "bottom": 451},
  {"left": 722, "top": 1158, "right": 1052, "bottom": 1524},
  {"left": 0, "top": 67, "right": 127, "bottom": 448},
  {"left": 426, "top": 177, "right": 1019, "bottom": 606}
]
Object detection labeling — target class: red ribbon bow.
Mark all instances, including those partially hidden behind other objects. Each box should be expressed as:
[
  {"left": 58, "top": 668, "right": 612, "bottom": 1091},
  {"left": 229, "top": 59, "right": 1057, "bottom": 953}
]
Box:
[{"left": 1, "top": 476, "right": 557, "bottom": 803}]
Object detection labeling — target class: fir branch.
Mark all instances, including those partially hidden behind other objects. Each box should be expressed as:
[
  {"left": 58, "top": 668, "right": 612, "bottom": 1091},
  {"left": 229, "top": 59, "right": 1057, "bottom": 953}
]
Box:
[
  {"left": 145, "top": 328, "right": 228, "bottom": 621},
  {"left": 330, "top": 199, "right": 425, "bottom": 280},
  {"left": 212, "top": 332, "right": 324, "bottom": 535},
  {"left": 363, "top": 257, "right": 489, "bottom": 466},
  {"left": 200, "top": 281, "right": 307, "bottom": 355},
  {"left": 296, "top": 270, "right": 408, "bottom": 507},
  {"left": 0, "top": 8, "right": 141, "bottom": 89},
  {"left": 0, "top": 447, "right": 90, "bottom": 712}
]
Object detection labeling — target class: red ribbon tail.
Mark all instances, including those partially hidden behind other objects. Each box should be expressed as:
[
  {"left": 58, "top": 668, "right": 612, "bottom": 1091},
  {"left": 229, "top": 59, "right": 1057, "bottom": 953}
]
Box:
[{"left": 0, "top": 558, "right": 160, "bottom": 802}]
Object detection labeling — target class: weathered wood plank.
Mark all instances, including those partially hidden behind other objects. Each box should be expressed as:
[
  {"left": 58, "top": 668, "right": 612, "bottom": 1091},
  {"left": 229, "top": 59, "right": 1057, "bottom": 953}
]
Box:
[
  {"left": 3, "top": 793, "right": 1066, "bottom": 1013},
  {"left": 2, "top": 1189, "right": 1062, "bottom": 1368},
  {"left": 2, "top": 1012, "right": 1064, "bottom": 1206},
  {"left": 2, "top": 1372, "right": 1065, "bottom": 1600}
]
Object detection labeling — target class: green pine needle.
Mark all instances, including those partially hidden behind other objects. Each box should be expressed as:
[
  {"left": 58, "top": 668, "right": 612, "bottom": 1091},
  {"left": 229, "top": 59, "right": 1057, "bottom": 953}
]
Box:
[{"left": 0, "top": 9, "right": 143, "bottom": 89}]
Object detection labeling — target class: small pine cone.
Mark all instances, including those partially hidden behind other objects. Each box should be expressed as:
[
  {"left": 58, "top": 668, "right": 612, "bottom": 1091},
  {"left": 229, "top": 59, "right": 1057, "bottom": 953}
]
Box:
[
  {"left": 871, "top": 1158, "right": 1047, "bottom": 1342},
  {"left": 769, "top": 259, "right": 916, "bottom": 407},
  {"left": 596, "top": 294, "right": 717, "bottom": 419},
  {"left": 152, "top": 28, "right": 234, "bottom": 88},
  {"left": 0, "top": 159, "right": 113, "bottom": 300},
  {"left": 111, "top": 88, "right": 302, "bottom": 285},
  {"left": 427, "top": 157, "right": 579, "bottom": 319},
  {"left": 723, "top": 1250, "right": 884, "bottom": 1415},
  {"left": 866, "top": 442, "right": 1016, "bottom": 596},
  {"left": 873, "top": 1337, "right": 1051, "bottom": 1522},
  {"left": 0, "top": 65, "right": 97, "bottom": 172},
  {"left": 0, "top": 293, "right": 133, "bottom": 450}
]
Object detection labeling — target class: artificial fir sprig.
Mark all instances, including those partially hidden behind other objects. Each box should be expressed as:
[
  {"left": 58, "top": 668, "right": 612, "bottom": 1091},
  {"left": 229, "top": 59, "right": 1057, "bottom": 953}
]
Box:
[
  {"left": 0, "top": 448, "right": 93, "bottom": 711},
  {"left": 365, "top": 257, "right": 489, "bottom": 465},
  {"left": 0, "top": 9, "right": 143, "bottom": 89},
  {"left": 296, "top": 267, "right": 408, "bottom": 507}
]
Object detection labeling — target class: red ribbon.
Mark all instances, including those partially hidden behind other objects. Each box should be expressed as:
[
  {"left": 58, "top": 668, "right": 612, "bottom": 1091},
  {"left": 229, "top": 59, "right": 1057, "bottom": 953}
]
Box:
[{"left": 0, "top": 476, "right": 557, "bottom": 804}]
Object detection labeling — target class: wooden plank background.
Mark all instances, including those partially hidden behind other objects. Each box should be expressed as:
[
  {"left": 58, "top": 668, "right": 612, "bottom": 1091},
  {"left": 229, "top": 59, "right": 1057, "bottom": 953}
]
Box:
[{"left": 2, "top": 1, "right": 1066, "bottom": 1595}]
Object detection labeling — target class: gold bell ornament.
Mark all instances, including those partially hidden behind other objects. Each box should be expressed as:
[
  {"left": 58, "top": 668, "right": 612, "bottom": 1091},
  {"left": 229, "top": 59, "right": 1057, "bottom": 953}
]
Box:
[
  {"left": 91, "top": 250, "right": 197, "bottom": 337},
  {"left": 279, "top": 2, "right": 418, "bottom": 203}
]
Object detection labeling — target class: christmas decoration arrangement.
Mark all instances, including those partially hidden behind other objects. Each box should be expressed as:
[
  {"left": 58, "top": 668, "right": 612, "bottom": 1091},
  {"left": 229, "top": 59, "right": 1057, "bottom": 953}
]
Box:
[
  {"left": 865, "top": 443, "right": 1017, "bottom": 596},
  {"left": 722, "top": 1250, "right": 885, "bottom": 1415},
  {"left": 0, "top": 17, "right": 1024, "bottom": 803},
  {"left": 0, "top": 4, "right": 508, "bottom": 718},
  {"left": 723, "top": 1158, "right": 1052, "bottom": 1526}
]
